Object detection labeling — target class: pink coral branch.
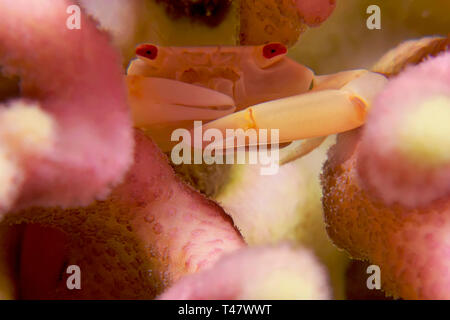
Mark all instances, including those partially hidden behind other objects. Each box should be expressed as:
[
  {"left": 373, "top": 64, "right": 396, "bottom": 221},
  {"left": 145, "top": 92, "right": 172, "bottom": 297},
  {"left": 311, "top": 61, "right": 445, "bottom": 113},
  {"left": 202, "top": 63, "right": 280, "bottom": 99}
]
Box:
[
  {"left": 0, "top": 0, "right": 133, "bottom": 213},
  {"left": 159, "top": 245, "right": 331, "bottom": 300},
  {"left": 358, "top": 52, "right": 450, "bottom": 207},
  {"left": 14, "top": 130, "right": 244, "bottom": 299},
  {"left": 115, "top": 131, "right": 245, "bottom": 282},
  {"left": 322, "top": 52, "right": 450, "bottom": 299},
  {"left": 295, "top": 0, "right": 336, "bottom": 27}
]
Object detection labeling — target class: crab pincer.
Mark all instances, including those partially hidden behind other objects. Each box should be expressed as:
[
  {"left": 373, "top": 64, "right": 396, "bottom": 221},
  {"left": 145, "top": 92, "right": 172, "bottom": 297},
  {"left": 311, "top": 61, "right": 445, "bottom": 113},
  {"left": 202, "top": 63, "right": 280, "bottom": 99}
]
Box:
[
  {"left": 201, "top": 70, "right": 387, "bottom": 152},
  {"left": 127, "top": 75, "right": 236, "bottom": 151}
]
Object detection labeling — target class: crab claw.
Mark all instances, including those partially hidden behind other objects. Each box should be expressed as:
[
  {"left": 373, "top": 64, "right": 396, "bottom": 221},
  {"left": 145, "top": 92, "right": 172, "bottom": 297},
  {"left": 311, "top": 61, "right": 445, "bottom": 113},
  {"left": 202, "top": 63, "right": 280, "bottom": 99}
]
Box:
[
  {"left": 127, "top": 76, "right": 236, "bottom": 151},
  {"left": 200, "top": 71, "right": 387, "bottom": 149}
]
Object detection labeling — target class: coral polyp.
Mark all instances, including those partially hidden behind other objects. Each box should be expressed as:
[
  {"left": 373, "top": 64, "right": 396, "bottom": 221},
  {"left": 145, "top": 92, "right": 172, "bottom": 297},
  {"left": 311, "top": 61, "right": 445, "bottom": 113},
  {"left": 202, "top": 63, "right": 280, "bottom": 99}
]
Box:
[
  {"left": 1, "top": 0, "right": 450, "bottom": 302},
  {"left": 357, "top": 52, "right": 450, "bottom": 207},
  {"left": 1, "top": 131, "right": 244, "bottom": 299},
  {"left": 159, "top": 245, "right": 332, "bottom": 300},
  {"left": 322, "top": 52, "right": 450, "bottom": 299},
  {"left": 0, "top": 0, "right": 133, "bottom": 214}
]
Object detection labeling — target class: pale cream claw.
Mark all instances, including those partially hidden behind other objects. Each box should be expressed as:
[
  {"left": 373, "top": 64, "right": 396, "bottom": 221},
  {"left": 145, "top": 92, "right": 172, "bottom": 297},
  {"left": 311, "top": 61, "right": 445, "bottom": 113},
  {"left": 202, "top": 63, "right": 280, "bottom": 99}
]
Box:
[
  {"left": 340, "top": 71, "right": 388, "bottom": 112},
  {"left": 312, "top": 69, "right": 368, "bottom": 91},
  {"left": 127, "top": 76, "right": 236, "bottom": 151},
  {"left": 200, "top": 71, "right": 387, "bottom": 154},
  {"left": 127, "top": 76, "right": 236, "bottom": 126},
  {"left": 279, "top": 71, "right": 388, "bottom": 164},
  {"left": 202, "top": 89, "right": 366, "bottom": 144}
]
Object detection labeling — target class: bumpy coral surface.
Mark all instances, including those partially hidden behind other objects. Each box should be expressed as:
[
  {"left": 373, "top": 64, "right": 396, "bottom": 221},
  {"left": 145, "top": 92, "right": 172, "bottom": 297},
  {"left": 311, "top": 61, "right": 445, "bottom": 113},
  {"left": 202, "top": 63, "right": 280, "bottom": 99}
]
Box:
[
  {"left": 212, "top": 140, "right": 349, "bottom": 299},
  {"left": 294, "top": 0, "right": 336, "bottom": 27},
  {"left": 0, "top": 0, "right": 133, "bottom": 214},
  {"left": 322, "top": 52, "right": 450, "bottom": 299},
  {"left": 358, "top": 52, "right": 450, "bottom": 207},
  {"left": 239, "top": 0, "right": 335, "bottom": 46},
  {"left": 86, "top": 0, "right": 336, "bottom": 53},
  {"left": 159, "top": 245, "right": 331, "bottom": 300},
  {"left": 1, "top": 130, "right": 244, "bottom": 299},
  {"left": 155, "top": 0, "right": 233, "bottom": 26}
]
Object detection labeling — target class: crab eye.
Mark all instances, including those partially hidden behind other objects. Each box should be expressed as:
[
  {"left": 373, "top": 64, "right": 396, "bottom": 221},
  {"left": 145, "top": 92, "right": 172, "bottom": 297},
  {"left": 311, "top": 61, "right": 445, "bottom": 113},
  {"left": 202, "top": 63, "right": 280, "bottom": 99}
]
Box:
[
  {"left": 253, "top": 43, "right": 288, "bottom": 69},
  {"left": 136, "top": 44, "right": 158, "bottom": 60},
  {"left": 262, "top": 43, "right": 287, "bottom": 59}
]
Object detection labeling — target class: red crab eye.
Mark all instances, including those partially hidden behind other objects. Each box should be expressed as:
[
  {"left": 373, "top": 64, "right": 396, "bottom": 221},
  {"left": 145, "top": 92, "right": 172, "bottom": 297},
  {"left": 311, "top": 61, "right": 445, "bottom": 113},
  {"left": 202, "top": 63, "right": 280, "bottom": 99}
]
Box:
[
  {"left": 262, "top": 43, "right": 287, "bottom": 59},
  {"left": 136, "top": 44, "right": 158, "bottom": 60}
]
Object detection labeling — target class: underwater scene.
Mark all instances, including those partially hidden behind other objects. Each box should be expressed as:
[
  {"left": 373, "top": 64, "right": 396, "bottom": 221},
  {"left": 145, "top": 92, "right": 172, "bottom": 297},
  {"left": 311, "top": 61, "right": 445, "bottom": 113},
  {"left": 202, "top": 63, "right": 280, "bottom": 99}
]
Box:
[{"left": 0, "top": 0, "right": 449, "bottom": 302}]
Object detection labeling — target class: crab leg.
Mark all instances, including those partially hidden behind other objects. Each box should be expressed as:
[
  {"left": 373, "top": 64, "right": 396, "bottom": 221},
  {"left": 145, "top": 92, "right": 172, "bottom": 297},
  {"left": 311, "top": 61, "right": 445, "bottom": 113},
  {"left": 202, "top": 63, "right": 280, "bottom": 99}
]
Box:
[
  {"left": 201, "top": 71, "right": 388, "bottom": 148},
  {"left": 278, "top": 136, "right": 328, "bottom": 165},
  {"left": 312, "top": 69, "right": 368, "bottom": 91}
]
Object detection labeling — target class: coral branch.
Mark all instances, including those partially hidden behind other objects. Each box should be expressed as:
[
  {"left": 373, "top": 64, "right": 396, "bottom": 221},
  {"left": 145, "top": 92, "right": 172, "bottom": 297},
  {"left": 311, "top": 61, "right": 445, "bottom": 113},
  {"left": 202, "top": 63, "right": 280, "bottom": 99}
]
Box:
[
  {"left": 159, "top": 245, "right": 331, "bottom": 300},
  {"left": 0, "top": 0, "right": 133, "bottom": 214},
  {"left": 358, "top": 52, "right": 450, "bottom": 207},
  {"left": 322, "top": 52, "right": 450, "bottom": 299},
  {"left": 295, "top": 0, "right": 336, "bottom": 27},
  {"left": 4, "top": 131, "right": 244, "bottom": 299}
]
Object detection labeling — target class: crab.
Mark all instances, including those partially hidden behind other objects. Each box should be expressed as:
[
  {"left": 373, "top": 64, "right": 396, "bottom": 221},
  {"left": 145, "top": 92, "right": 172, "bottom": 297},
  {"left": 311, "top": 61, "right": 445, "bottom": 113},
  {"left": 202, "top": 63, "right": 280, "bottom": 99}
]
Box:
[{"left": 126, "top": 42, "right": 387, "bottom": 163}]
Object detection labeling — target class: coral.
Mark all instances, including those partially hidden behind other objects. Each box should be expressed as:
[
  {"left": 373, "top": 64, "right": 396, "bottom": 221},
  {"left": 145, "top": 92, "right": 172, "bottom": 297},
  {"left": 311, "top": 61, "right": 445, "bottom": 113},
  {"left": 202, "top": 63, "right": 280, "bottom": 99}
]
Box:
[
  {"left": 7, "top": 0, "right": 450, "bottom": 301},
  {"left": 212, "top": 140, "right": 349, "bottom": 299},
  {"left": 239, "top": 0, "right": 306, "bottom": 46},
  {"left": 322, "top": 52, "right": 450, "bottom": 299},
  {"left": 294, "top": 0, "right": 336, "bottom": 27},
  {"left": 154, "top": 0, "right": 233, "bottom": 26},
  {"left": 358, "top": 52, "right": 450, "bottom": 207},
  {"left": 1, "top": 130, "right": 244, "bottom": 299},
  {"left": 0, "top": 0, "right": 133, "bottom": 214},
  {"left": 84, "top": 0, "right": 336, "bottom": 54},
  {"left": 159, "top": 244, "right": 331, "bottom": 300},
  {"left": 292, "top": 0, "right": 450, "bottom": 74}
]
